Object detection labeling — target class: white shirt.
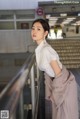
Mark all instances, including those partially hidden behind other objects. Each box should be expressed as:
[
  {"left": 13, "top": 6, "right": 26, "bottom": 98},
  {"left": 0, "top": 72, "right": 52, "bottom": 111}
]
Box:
[{"left": 35, "top": 40, "right": 62, "bottom": 77}]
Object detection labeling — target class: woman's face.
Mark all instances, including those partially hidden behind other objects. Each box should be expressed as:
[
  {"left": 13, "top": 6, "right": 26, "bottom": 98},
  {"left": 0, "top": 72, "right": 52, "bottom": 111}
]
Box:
[{"left": 31, "top": 22, "right": 48, "bottom": 44}]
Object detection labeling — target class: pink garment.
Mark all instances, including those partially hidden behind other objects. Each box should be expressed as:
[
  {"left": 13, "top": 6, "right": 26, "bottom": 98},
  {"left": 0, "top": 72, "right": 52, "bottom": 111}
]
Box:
[{"left": 44, "top": 65, "right": 79, "bottom": 119}]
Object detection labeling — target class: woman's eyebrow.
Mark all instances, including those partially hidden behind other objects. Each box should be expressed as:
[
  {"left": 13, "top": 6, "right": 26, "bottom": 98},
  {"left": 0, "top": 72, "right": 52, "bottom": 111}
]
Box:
[
  {"left": 32, "top": 25, "right": 43, "bottom": 28},
  {"left": 36, "top": 26, "right": 43, "bottom": 29}
]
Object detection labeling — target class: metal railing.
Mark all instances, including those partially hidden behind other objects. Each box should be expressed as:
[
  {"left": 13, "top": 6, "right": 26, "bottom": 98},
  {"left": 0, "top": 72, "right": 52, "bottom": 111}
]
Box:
[
  {"left": 27, "top": 44, "right": 37, "bottom": 52},
  {"left": 0, "top": 52, "right": 40, "bottom": 119}
]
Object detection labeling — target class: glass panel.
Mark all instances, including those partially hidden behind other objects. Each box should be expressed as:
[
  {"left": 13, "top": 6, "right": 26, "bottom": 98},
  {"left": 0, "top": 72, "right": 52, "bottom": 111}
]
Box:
[
  {"left": 16, "top": 14, "right": 35, "bottom": 19},
  {"left": 0, "top": 22, "right": 14, "bottom": 30},
  {"left": 16, "top": 21, "right": 32, "bottom": 29},
  {"left": 0, "top": 15, "right": 13, "bottom": 19}
]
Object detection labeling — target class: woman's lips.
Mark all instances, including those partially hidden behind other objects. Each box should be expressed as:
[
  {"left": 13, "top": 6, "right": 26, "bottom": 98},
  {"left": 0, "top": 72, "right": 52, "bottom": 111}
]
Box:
[{"left": 33, "top": 34, "right": 36, "bottom": 37}]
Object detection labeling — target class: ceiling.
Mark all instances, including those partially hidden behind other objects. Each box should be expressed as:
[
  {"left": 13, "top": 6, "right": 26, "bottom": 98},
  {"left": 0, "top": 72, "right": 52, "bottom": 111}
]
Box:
[
  {"left": 48, "top": 16, "right": 80, "bottom": 26},
  {"left": 39, "top": 1, "right": 80, "bottom": 26}
]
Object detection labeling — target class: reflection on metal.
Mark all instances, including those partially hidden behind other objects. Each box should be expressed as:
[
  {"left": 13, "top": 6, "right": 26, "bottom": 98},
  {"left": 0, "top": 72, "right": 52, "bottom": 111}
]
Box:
[
  {"left": 19, "top": 91, "right": 24, "bottom": 119},
  {"left": 31, "top": 65, "right": 35, "bottom": 119},
  {"left": 0, "top": 53, "right": 40, "bottom": 119}
]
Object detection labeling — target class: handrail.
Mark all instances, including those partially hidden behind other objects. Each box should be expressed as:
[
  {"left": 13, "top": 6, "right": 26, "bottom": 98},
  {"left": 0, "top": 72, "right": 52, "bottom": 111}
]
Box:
[
  {"left": 27, "top": 44, "right": 36, "bottom": 52},
  {"left": 0, "top": 52, "right": 40, "bottom": 119},
  {"left": 0, "top": 53, "right": 33, "bottom": 99}
]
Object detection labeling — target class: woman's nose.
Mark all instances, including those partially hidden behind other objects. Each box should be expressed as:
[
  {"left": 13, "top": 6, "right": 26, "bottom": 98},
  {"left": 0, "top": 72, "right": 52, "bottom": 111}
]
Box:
[{"left": 33, "top": 30, "right": 37, "bottom": 34}]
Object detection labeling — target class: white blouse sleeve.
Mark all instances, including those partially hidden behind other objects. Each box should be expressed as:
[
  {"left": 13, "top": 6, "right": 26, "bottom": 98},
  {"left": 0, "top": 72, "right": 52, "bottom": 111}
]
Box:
[{"left": 44, "top": 46, "right": 59, "bottom": 63}]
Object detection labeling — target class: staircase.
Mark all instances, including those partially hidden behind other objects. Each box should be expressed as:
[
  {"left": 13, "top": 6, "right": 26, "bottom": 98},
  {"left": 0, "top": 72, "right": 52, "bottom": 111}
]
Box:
[
  {"left": 48, "top": 39, "right": 80, "bottom": 69},
  {"left": 48, "top": 39, "right": 80, "bottom": 119}
]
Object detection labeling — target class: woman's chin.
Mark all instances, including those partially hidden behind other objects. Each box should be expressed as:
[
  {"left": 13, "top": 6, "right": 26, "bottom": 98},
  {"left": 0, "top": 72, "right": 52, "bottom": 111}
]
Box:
[
  {"left": 32, "top": 39, "right": 36, "bottom": 42},
  {"left": 33, "top": 39, "right": 36, "bottom": 41}
]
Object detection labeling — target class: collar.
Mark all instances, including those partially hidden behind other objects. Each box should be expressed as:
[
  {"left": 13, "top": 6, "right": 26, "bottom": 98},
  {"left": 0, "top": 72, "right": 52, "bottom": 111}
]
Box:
[{"left": 35, "top": 39, "right": 47, "bottom": 53}]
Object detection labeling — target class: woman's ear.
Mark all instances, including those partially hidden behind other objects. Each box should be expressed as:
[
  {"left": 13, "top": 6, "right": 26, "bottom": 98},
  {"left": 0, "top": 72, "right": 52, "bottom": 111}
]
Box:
[{"left": 44, "top": 31, "right": 48, "bottom": 38}]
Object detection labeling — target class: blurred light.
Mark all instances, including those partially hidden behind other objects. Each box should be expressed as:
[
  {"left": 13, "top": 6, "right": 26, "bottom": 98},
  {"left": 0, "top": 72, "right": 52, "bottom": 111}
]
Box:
[
  {"left": 60, "top": 13, "right": 67, "bottom": 17},
  {"left": 78, "top": 13, "right": 80, "bottom": 16},
  {"left": 46, "top": 14, "right": 51, "bottom": 18}
]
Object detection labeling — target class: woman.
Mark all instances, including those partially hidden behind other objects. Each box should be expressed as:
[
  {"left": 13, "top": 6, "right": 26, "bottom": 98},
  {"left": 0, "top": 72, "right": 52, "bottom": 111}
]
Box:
[{"left": 31, "top": 18, "right": 79, "bottom": 119}]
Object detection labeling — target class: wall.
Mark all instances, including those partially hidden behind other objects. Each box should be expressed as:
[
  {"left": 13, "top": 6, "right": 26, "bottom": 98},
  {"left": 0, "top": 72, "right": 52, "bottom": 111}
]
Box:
[
  {"left": 0, "top": 30, "right": 36, "bottom": 53},
  {"left": 62, "top": 25, "right": 80, "bottom": 38}
]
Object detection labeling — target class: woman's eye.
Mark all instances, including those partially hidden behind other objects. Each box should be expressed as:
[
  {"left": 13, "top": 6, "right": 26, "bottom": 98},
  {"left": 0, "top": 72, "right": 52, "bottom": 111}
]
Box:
[
  {"left": 32, "top": 27, "right": 35, "bottom": 30},
  {"left": 38, "top": 28, "right": 40, "bottom": 31}
]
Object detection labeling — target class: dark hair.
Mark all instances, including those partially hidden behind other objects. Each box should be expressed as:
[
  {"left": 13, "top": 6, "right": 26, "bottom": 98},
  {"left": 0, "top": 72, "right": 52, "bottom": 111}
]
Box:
[{"left": 32, "top": 18, "right": 50, "bottom": 33}]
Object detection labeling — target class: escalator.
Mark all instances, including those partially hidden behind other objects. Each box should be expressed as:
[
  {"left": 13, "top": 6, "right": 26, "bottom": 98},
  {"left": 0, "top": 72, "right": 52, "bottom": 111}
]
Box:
[
  {"left": 0, "top": 52, "right": 45, "bottom": 119},
  {"left": 0, "top": 52, "right": 80, "bottom": 119}
]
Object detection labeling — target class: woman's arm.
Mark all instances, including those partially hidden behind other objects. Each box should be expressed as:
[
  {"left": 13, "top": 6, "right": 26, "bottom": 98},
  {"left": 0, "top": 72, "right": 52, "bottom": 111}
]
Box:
[{"left": 50, "top": 60, "right": 62, "bottom": 77}]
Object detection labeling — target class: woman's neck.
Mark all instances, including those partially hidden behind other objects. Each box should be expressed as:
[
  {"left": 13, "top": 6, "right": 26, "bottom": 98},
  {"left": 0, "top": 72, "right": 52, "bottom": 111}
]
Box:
[{"left": 36, "top": 39, "right": 45, "bottom": 45}]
